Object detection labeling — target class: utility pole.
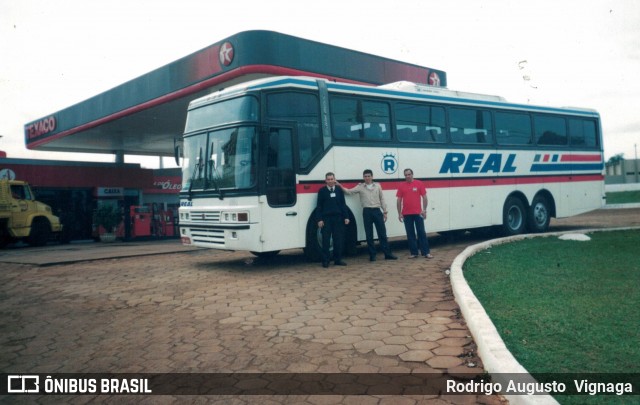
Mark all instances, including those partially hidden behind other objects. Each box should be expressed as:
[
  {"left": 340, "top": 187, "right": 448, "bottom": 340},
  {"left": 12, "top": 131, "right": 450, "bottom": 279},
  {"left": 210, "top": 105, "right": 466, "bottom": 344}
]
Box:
[{"left": 635, "top": 143, "right": 639, "bottom": 183}]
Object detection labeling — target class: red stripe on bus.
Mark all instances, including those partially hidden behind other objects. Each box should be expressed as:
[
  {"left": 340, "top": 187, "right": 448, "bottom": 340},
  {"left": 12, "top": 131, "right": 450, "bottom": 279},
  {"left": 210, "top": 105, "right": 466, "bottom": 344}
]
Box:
[
  {"left": 296, "top": 174, "right": 603, "bottom": 194},
  {"left": 560, "top": 154, "right": 602, "bottom": 162}
]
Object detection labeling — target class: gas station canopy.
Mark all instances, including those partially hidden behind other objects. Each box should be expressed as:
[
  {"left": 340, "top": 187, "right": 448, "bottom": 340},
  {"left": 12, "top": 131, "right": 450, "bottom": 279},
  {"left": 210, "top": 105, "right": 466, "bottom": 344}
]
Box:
[{"left": 25, "top": 30, "right": 446, "bottom": 157}]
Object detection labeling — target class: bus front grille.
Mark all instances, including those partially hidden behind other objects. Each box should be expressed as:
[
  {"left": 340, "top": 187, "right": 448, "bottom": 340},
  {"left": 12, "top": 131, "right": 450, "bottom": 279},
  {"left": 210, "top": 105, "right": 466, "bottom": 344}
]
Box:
[
  {"left": 190, "top": 211, "right": 221, "bottom": 222},
  {"left": 190, "top": 227, "right": 225, "bottom": 245}
]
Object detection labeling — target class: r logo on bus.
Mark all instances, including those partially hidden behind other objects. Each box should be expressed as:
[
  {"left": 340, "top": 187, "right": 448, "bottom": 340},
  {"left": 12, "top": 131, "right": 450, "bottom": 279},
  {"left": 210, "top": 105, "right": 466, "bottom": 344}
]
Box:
[{"left": 381, "top": 153, "right": 398, "bottom": 174}]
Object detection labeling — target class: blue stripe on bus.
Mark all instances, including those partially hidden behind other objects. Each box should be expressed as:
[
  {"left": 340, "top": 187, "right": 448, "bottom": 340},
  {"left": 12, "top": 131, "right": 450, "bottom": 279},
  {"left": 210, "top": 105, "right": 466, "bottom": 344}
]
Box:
[{"left": 530, "top": 163, "right": 604, "bottom": 172}]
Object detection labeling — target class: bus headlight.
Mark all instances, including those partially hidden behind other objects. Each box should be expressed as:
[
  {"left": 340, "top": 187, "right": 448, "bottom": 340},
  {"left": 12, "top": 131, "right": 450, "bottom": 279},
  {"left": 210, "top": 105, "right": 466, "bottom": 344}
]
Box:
[{"left": 222, "top": 211, "right": 249, "bottom": 223}]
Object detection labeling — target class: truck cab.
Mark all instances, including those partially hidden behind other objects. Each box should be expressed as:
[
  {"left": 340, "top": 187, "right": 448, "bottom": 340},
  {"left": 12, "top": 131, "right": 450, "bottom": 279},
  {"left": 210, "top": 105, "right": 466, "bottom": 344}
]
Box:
[{"left": 0, "top": 179, "right": 63, "bottom": 247}]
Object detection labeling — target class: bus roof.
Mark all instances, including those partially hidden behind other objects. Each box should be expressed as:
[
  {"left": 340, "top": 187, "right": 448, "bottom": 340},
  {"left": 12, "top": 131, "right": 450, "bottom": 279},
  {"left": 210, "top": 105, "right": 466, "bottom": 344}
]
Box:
[{"left": 189, "top": 76, "right": 600, "bottom": 118}]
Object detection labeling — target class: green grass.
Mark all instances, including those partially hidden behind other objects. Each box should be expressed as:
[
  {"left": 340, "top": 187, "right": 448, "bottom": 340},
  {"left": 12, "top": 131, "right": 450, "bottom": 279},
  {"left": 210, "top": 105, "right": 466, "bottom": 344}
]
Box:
[
  {"left": 463, "top": 230, "right": 640, "bottom": 404},
  {"left": 606, "top": 190, "right": 640, "bottom": 204}
]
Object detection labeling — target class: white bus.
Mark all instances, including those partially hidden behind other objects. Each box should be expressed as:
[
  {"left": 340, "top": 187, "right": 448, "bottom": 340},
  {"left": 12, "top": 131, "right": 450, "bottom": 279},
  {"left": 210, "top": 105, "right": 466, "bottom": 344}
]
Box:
[{"left": 176, "top": 76, "right": 604, "bottom": 259}]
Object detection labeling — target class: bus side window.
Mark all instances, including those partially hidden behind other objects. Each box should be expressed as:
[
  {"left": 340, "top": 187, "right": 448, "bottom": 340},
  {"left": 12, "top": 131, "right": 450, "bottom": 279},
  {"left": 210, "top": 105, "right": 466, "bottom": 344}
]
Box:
[
  {"left": 331, "top": 97, "right": 359, "bottom": 140},
  {"left": 495, "top": 112, "right": 532, "bottom": 145},
  {"left": 449, "top": 108, "right": 493, "bottom": 145},
  {"left": 395, "top": 103, "right": 446, "bottom": 143},
  {"left": 535, "top": 115, "right": 567, "bottom": 146},
  {"left": 266, "top": 92, "right": 322, "bottom": 170},
  {"left": 396, "top": 126, "right": 414, "bottom": 141},
  {"left": 569, "top": 119, "right": 598, "bottom": 148},
  {"left": 362, "top": 101, "right": 391, "bottom": 141},
  {"left": 298, "top": 123, "right": 323, "bottom": 169}
]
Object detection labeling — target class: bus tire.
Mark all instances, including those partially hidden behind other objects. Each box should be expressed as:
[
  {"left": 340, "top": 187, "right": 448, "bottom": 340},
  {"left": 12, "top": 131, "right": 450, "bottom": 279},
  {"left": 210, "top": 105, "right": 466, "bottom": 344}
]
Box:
[
  {"left": 28, "top": 217, "right": 51, "bottom": 247},
  {"left": 502, "top": 196, "right": 526, "bottom": 236},
  {"left": 344, "top": 212, "right": 357, "bottom": 257},
  {"left": 304, "top": 216, "right": 324, "bottom": 262},
  {"left": 304, "top": 212, "right": 356, "bottom": 261},
  {"left": 250, "top": 250, "right": 280, "bottom": 258},
  {"left": 528, "top": 195, "right": 550, "bottom": 233},
  {"left": 438, "top": 229, "right": 467, "bottom": 241}
]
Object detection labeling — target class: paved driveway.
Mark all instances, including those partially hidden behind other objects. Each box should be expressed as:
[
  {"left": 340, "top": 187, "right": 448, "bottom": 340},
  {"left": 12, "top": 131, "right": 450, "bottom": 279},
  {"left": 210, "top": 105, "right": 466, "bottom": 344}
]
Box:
[{"left": 1, "top": 208, "right": 637, "bottom": 404}]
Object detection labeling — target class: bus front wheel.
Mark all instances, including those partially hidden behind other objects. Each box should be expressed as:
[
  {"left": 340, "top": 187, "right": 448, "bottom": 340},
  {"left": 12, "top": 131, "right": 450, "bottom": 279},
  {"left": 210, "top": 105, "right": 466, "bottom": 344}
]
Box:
[
  {"left": 304, "top": 215, "right": 356, "bottom": 261},
  {"left": 304, "top": 218, "right": 325, "bottom": 262},
  {"left": 502, "top": 197, "right": 526, "bottom": 236},
  {"left": 251, "top": 250, "right": 280, "bottom": 258}
]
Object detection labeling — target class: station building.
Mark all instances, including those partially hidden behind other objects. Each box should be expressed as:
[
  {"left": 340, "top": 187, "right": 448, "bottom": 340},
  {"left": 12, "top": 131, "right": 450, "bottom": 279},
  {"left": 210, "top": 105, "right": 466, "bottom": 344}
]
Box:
[{"left": 9, "top": 31, "right": 446, "bottom": 241}]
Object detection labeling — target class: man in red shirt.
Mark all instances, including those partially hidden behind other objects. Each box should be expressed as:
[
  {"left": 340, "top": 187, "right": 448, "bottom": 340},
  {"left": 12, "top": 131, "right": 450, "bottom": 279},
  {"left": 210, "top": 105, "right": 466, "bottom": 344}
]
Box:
[{"left": 396, "top": 168, "right": 433, "bottom": 259}]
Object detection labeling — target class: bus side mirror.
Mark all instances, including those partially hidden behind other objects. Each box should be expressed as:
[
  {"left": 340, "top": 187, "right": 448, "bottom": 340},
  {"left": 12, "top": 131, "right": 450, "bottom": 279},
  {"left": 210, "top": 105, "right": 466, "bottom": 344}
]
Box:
[{"left": 173, "top": 138, "right": 182, "bottom": 166}]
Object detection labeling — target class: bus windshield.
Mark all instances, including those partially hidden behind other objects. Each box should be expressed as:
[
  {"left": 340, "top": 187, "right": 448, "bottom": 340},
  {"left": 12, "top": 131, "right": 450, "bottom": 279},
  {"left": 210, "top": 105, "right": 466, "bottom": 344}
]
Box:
[
  {"left": 185, "top": 96, "right": 258, "bottom": 133},
  {"left": 182, "top": 96, "right": 259, "bottom": 196},
  {"left": 182, "top": 126, "right": 258, "bottom": 194}
]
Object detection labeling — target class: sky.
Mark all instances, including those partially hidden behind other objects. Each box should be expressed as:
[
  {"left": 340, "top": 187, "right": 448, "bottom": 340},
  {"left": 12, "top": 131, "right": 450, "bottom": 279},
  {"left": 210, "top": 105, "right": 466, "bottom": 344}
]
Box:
[{"left": 1, "top": 0, "right": 639, "bottom": 167}]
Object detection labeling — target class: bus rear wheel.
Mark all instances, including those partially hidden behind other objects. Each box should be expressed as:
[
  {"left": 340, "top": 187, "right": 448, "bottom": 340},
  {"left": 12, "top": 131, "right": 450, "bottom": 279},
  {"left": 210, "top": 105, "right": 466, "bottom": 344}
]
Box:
[
  {"left": 528, "top": 195, "right": 550, "bottom": 233},
  {"left": 502, "top": 197, "right": 526, "bottom": 236}
]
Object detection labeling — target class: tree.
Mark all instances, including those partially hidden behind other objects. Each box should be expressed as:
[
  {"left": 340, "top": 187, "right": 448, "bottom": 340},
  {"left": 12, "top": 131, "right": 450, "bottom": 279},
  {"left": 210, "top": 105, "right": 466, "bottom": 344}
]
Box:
[
  {"left": 94, "top": 204, "right": 121, "bottom": 233},
  {"left": 606, "top": 153, "right": 624, "bottom": 167}
]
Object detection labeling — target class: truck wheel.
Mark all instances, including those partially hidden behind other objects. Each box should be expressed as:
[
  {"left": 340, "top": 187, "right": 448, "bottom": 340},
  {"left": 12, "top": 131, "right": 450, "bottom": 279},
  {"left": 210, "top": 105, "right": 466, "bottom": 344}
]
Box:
[
  {"left": 0, "top": 225, "right": 11, "bottom": 248},
  {"left": 28, "top": 218, "right": 51, "bottom": 247}
]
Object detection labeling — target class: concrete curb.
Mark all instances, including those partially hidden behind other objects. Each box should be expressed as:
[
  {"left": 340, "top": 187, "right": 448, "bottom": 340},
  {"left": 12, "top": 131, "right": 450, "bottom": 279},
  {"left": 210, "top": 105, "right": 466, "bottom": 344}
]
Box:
[
  {"left": 603, "top": 202, "right": 640, "bottom": 209},
  {"left": 450, "top": 226, "right": 640, "bottom": 405}
]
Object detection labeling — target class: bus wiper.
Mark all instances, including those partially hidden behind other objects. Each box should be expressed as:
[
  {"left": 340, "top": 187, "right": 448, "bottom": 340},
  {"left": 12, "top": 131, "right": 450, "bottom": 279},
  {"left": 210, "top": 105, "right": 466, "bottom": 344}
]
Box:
[
  {"left": 211, "top": 175, "right": 224, "bottom": 200},
  {"left": 208, "top": 161, "right": 224, "bottom": 200},
  {"left": 187, "top": 159, "right": 202, "bottom": 201}
]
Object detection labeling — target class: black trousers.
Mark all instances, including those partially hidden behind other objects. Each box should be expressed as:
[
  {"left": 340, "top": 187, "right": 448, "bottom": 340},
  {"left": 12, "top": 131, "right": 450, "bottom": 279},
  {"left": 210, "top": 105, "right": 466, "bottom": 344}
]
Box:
[
  {"left": 321, "top": 215, "right": 344, "bottom": 264},
  {"left": 363, "top": 207, "right": 391, "bottom": 257}
]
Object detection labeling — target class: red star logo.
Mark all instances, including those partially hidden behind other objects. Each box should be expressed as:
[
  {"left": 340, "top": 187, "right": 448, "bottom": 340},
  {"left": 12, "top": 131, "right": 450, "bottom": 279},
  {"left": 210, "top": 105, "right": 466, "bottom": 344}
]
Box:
[
  {"left": 219, "top": 42, "right": 234, "bottom": 66},
  {"left": 428, "top": 72, "right": 441, "bottom": 86}
]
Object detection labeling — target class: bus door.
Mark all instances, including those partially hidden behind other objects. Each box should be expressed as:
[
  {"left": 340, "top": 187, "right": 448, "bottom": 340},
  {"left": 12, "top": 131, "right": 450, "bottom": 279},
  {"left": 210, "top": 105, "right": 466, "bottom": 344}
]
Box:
[{"left": 260, "top": 125, "right": 299, "bottom": 250}]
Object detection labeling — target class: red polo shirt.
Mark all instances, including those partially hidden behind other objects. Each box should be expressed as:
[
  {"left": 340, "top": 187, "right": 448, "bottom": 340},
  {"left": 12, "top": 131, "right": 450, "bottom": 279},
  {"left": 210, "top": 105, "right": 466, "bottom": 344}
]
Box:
[{"left": 396, "top": 180, "right": 426, "bottom": 215}]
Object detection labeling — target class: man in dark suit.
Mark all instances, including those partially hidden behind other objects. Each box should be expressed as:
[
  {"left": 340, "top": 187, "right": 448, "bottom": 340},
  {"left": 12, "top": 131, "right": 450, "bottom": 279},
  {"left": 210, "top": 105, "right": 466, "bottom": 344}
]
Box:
[{"left": 315, "top": 172, "right": 350, "bottom": 268}]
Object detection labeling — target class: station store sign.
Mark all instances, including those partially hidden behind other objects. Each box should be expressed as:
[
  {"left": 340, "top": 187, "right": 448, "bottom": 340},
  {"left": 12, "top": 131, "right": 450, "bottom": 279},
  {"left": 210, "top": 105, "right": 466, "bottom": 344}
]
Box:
[
  {"left": 94, "top": 187, "right": 124, "bottom": 198},
  {"left": 145, "top": 176, "right": 182, "bottom": 194}
]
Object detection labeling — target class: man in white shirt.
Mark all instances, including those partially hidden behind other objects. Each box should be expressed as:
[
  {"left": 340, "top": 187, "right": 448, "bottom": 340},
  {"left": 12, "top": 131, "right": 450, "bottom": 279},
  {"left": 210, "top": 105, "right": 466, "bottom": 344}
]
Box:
[{"left": 339, "top": 169, "right": 397, "bottom": 262}]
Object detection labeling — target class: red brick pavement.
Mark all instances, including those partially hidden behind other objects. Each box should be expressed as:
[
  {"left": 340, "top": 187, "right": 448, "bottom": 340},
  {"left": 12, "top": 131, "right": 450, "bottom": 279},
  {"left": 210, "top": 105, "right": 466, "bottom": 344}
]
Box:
[
  {"left": 2, "top": 208, "right": 636, "bottom": 404},
  {"left": 0, "top": 238, "right": 505, "bottom": 404}
]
